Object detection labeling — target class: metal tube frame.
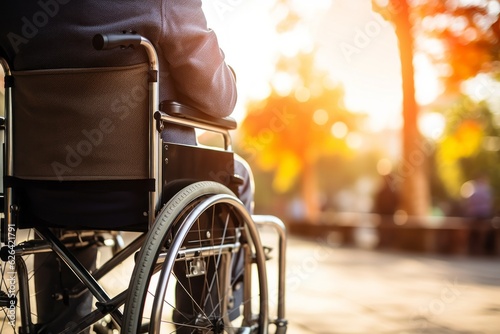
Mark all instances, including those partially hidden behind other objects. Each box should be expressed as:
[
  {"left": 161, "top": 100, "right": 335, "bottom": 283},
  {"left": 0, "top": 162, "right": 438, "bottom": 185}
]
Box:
[
  {"left": 138, "top": 37, "right": 162, "bottom": 227},
  {"left": 36, "top": 227, "right": 123, "bottom": 326},
  {"left": 252, "top": 214, "right": 288, "bottom": 333},
  {"left": 7, "top": 230, "right": 144, "bottom": 332},
  {"left": 65, "top": 233, "right": 145, "bottom": 300},
  {"left": 15, "top": 256, "right": 35, "bottom": 333},
  {"left": 1, "top": 58, "right": 13, "bottom": 245}
]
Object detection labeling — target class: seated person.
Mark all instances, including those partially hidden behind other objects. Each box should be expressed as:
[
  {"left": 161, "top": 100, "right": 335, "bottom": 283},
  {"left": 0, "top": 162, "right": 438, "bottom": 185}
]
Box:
[{"left": 0, "top": 1, "right": 253, "bottom": 332}]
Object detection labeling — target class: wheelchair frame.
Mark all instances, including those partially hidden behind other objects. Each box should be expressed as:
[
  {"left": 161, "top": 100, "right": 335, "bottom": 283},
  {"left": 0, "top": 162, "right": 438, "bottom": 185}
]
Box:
[{"left": 0, "top": 34, "right": 287, "bottom": 333}]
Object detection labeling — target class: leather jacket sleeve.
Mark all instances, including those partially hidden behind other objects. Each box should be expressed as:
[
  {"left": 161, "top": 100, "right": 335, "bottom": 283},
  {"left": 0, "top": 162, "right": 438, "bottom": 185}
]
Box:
[{"left": 160, "top": 0, "right": 237, "bottom": 118}]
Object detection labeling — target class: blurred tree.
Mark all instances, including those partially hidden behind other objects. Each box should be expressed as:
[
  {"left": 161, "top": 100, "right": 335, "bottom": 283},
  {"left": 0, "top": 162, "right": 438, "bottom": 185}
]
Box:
[
  {"left": 411, "top": 0, "right": 500, "bottom": 93},
  {"left": 436, "top": 95, "right": 500, "bottom": 211},
  {"left": 373, "top": 0, "right": 430, "bottom": 216},
  {"left": 374, "top": 0, "right": 500, "bottom": 93},
  {"left": 372, "top": 0, "right": 500, "bottom": 216},
  {"left": 239, "top": 51, "right": 362, "bottom": 221},
  {"left": 238, "top": 1, "right": 365, "bottom": 221}
]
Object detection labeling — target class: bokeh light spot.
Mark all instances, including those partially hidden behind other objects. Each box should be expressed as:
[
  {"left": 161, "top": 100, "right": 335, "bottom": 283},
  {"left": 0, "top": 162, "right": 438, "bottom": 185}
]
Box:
[
  {"left": 313, "top": 109, "right": 329, "bottom": 125},
  {"left": 331, "top": 121, "right": 348, "bottom": 138},
  {"left": 460, "top": 181, "right": 475, "bottom": 199},
  {"left": 377, "top": 158, "right": 393, "bottom": 176}
]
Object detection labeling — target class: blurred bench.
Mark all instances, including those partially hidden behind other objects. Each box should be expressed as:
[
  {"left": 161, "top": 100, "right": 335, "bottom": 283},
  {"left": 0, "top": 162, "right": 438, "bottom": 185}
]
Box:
[{"left": 286, "top": 212, "right": 500, "bottom": 256}]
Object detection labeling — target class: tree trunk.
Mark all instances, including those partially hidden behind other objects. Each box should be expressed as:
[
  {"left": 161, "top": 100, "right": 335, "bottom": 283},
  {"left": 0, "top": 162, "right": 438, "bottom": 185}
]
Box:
[
  {"left": 391, "top": 0, "right": 430, "bottom": 217},
  {"left": 302, "top": 161, "right": 320, "bottom": 223}
]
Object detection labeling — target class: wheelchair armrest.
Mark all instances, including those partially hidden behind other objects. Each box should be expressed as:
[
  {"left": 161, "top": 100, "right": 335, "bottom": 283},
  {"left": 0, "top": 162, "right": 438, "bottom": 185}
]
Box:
[{"left": 159, "top": 101, "right": 237, "bottom": 130}]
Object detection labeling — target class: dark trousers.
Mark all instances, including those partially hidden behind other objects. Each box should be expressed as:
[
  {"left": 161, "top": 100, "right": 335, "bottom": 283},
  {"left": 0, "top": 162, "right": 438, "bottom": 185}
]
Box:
[{"left": 34, "top": 244, "right": 97, "bottom": 334}]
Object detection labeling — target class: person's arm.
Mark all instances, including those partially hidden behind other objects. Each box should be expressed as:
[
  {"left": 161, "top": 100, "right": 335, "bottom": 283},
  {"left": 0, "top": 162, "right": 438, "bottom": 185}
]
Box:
[{"left": 161, "top": 0, "right": 237, "bottom": 118}]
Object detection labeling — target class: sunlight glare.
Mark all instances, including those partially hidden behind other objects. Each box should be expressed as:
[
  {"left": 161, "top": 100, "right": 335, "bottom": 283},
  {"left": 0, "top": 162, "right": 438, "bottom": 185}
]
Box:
[
  {"left": 462, "top": 73, "right": 500, "bottom": 110},
  {"left": 418, "top": 112, "right": 446, "bottom": 140},
  {"left": 279, "top": 26, "right": 314, "bottom": 57},
  {"left": 249, "top": 81, "right": 272, "bottom": 102},
  {"left": 488, "top": 0, "right": 500, "bottom": 16},
  {"left": 289, "top": 0, "right": 333, "bottom": 12},
  {"left": 414, "top": 53, "right": 443, "bottom": 105},
  {"left": 272, "top": 72, "right": 295, "bottom": 97},
  {"left": 206, "top": 0, "right": 423, "bottom": 131}
]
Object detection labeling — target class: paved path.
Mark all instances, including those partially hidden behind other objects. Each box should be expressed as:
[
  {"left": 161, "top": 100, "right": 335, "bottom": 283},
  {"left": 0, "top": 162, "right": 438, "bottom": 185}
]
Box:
[
  {"left": 272, "top": 235, "right": 500, "bottom": 334},
  {"left": 5, "top": 230, "right": 499, "bottom": 333}
]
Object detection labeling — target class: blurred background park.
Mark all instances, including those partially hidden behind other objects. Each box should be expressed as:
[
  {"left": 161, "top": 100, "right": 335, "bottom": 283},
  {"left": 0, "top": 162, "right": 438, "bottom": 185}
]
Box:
[
  {"left": 0, "top": 0, "right": 500, "bottom": 252},
  {"left": 196, "top": 0, "right": 500, "bottom": 256},
  {"left": 1, "top": 0, "right": 499, "bottom": 254},
  {"left": 199, "top": 2, "right": 500, "bottom": 331}
]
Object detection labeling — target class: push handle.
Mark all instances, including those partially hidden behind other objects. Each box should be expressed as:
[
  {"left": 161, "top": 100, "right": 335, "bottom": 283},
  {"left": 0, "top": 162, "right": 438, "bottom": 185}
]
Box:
[{"left": 92, "top": 33, "right": 142, "bottom": 51}]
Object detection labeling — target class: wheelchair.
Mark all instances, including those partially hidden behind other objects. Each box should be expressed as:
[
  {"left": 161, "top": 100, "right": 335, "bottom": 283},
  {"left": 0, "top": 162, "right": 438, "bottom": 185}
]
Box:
[{"left": 0, "top": 33, "right": 287, "bottom": 334}]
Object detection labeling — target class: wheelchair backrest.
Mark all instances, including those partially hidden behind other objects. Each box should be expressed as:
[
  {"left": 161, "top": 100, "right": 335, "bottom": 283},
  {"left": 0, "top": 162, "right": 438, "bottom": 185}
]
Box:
[
  {"left": 13, "top": 63, "right": 150, "bottom": 182},
  {"left": 3, "top": 62, "right": 155, "bottom": 231}
]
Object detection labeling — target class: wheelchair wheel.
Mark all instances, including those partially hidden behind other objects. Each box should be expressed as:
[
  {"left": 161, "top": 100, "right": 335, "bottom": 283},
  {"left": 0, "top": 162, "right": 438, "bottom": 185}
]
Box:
[{"left": 123, "top": 181, "right": 269, "bottom": 334}]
